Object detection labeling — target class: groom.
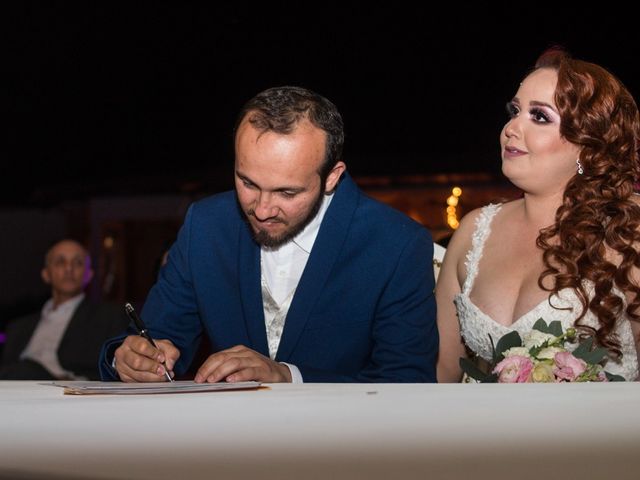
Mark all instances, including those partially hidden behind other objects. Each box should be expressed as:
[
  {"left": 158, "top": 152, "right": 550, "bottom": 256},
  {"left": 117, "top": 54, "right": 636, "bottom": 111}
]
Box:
[{"left": 100, "top": 86, "right": 438, "bottom": 383}]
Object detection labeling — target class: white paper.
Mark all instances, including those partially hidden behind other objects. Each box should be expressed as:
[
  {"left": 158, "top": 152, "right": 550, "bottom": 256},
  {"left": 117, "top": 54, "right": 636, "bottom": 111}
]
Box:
[{"left": 47, "top": 380, "right": 262, "bottom": 395}]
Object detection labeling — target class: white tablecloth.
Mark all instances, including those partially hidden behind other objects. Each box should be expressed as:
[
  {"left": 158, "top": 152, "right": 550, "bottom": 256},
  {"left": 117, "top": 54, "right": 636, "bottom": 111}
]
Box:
[{"left": 0, "top": 381, "right": 638, "bottom": 479}]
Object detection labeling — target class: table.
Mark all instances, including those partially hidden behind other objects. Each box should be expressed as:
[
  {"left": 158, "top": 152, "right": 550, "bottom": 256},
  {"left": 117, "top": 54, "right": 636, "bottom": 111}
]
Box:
[{"left": 1, "top": 381, "right": 638, "bottom": 479}]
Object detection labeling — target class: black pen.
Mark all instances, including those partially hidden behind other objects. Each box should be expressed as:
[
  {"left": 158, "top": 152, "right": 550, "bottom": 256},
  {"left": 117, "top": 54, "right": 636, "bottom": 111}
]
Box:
[{"left": 124, "top": 303, "right": 173, "bottom": 382}]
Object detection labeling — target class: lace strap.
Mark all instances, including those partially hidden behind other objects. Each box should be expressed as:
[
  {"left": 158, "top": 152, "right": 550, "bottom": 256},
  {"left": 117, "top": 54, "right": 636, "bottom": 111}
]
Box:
[{"left": 462, "top": 203, "right": 502, "bottom": 294}]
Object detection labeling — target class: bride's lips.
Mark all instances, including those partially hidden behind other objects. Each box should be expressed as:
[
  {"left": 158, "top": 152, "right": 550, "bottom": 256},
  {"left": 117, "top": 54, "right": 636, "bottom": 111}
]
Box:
[{"left": 503, "top": 145, "right": 527, "bottom": 159}]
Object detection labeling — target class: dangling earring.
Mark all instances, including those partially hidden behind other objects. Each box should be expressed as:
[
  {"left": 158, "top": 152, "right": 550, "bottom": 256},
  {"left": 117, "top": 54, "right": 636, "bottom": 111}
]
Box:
[{"left": 576, "top": 158, "right": 584, "bottom": 175}]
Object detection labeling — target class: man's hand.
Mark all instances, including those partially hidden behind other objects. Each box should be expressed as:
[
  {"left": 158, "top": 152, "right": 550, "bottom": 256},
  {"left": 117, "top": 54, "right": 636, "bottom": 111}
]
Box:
[
  {"left": 114, "top": 335, "right": 180, "bottom": 382},
  {"left": 194, "top": 345, "right": 292, "bottom": 383}
]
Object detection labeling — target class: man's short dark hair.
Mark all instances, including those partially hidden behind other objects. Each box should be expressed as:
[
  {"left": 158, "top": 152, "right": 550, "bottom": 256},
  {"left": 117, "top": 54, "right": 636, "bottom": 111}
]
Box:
[{"left": 235, "top": 86, "right": 344, "bottom": 182}]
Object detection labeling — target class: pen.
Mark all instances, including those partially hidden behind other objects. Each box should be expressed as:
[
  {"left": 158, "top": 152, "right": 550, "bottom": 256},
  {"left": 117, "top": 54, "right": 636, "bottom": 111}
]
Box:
[{"left": 124, "top": 303, "right": 173, "bottom": 382}]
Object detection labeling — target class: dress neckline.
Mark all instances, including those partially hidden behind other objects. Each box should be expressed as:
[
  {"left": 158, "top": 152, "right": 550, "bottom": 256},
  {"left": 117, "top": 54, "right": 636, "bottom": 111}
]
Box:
[
  {"left": 464, "top": 293, "right": 554, "bottom": 329},
  {"left": 459, "top": 203, "right": 570, "bottom": 328}
]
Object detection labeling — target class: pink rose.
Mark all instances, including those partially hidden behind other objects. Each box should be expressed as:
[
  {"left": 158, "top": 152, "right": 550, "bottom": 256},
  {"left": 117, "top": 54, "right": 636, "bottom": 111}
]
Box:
[
  {"left": 493, "top": 355, "right": 533, "bottom": 383},
  {"left": 553, "top": 351, "right": 587, "bottom": 381}
]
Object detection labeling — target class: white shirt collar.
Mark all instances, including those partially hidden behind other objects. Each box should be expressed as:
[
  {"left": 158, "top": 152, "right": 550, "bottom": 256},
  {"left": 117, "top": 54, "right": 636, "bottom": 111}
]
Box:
[
  {"left": 42, "top": 292, "right": 85, "bottom": 315},
  {"left": 290, "top": 192, "right": 334, "bottom": 254}
]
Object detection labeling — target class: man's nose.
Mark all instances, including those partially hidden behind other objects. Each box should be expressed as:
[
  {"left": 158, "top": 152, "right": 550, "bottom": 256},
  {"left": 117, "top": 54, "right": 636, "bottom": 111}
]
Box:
[{"left": 253, "top": 192, "right": 278, "bottom": 220}]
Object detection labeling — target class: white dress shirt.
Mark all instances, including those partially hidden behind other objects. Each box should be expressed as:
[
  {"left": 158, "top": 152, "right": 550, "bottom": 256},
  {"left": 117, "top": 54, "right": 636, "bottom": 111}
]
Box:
[
  {"left": 20, "top": 293, "right": 85, "bottom": 380},
  {"left": 261, "top": 192, "right": 334, "bottom": 383}
]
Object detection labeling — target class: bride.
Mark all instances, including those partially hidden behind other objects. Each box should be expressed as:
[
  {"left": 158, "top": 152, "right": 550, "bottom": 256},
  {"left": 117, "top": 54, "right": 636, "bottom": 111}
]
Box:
[{"left": 436, "top": 48, "right": 640, "bottom": 382}]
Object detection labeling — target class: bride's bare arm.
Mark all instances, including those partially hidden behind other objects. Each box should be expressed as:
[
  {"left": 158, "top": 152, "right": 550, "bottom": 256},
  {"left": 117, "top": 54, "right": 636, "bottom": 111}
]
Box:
[{"left": 435, "top": 209, "right": 480, "bottom": 382}]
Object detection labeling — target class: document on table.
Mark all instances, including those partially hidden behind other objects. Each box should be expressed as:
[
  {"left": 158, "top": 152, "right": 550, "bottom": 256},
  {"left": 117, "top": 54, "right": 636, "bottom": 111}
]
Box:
[{"left": 47, "top": 380, "right": 262, "bottom": 395}]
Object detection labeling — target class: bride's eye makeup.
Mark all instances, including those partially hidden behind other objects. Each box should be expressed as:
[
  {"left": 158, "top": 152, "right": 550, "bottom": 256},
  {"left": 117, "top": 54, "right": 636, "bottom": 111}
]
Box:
[
  {"left": 505, "top": 100, "right": 554, "bottom": 125},
  {"left": 529, "top": 107, "right": 552, "bottom": 124},
  {"left": 505, "top": 101, "right": 519, "bottom": 118}
]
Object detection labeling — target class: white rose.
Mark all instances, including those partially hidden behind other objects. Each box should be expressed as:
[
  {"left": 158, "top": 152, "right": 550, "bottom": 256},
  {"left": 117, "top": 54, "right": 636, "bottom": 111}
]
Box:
[
  {"left": 523, "top": 330, "right": 558, "bottom": 349},
  {"left": 503, "top": 347, "right": 531, "bottom": 358},
  {"left": 537, "top": 346, "right": 564, "bottom": 360}
]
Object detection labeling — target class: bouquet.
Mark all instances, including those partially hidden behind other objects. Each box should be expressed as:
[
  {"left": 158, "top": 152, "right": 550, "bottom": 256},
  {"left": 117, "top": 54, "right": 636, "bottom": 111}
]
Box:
[{"left": 460, "top": 319, "right": 625, "bottom": 383}]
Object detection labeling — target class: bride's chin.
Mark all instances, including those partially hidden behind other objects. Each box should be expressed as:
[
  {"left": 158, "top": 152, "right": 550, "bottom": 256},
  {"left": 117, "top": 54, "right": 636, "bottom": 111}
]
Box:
[
  {"left": 501, "top": 168, "right": 528, "bottom": 191},
  {"left": 501, "top": 162, "right": 517, "bottom": 178}
]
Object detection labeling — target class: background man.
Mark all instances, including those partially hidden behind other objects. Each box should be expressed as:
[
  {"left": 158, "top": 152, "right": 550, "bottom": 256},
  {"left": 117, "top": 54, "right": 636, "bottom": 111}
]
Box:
[{"left": 1, "top": 239, "right": 128, "bottom": 380}]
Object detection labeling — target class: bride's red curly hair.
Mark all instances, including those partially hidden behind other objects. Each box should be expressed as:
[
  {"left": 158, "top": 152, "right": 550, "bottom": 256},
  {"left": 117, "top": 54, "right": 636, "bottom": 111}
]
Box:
[{"left": 535, "top": 48, "right": 640, "bottom": 355}]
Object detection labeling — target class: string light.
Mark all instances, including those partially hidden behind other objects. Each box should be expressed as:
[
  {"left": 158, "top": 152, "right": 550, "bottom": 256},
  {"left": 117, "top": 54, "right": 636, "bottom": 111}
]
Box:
[
  {"left": 446, "top": 186, "right": 462, "bottom": 229},
  {"left": 103, "top": 236, "right": 115, "bottom": 249}
]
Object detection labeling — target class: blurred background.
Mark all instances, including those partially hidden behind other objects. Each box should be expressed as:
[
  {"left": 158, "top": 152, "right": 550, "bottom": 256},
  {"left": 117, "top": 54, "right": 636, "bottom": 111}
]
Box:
[{"left": 3, "top": 2, "right": 639, "bottom": 330}]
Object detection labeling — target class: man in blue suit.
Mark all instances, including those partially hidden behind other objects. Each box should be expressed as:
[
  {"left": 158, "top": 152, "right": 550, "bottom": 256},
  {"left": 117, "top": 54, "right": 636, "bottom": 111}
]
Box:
[{"left": 100, "top": 86, "right": 437, "bottom": 383}]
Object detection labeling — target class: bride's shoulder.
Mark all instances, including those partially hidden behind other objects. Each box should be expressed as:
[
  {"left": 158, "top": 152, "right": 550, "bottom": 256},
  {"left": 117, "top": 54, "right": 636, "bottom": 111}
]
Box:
[
  {"left": 448, "top": 202, "right": 508, "bottom": 252},
  {"left": 493, "top": 198, "right": 522, "bottom": 213},
  {"left": 452, "top": 200, "right": 522, "bottom": 244},
  {"left": 458, "top": 200, "right": 518, "bottom": 230},
  {"left": 455, "top": 206, "right": 488, "bottom": 236}
]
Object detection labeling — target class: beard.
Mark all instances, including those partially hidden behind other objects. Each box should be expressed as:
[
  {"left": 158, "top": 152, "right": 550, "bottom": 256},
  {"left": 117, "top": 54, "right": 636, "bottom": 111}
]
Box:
[{"left": 240, "top": 186, "right": 325, "bottom": 249}]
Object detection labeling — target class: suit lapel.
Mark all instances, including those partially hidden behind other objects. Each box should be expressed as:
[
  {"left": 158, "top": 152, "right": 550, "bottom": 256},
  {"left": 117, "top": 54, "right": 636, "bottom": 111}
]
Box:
[
  {"left": 61, "top": 298, "right": 88, "bottom": 344},
  {"left": 276, "top": 174, "right": 359, "bottom": 361},
  {"left": 237, "top": 222, "right": 270, "bottom": 356},
  {"left": 58, "top": 297, "right": 89, "bottom": 359}
]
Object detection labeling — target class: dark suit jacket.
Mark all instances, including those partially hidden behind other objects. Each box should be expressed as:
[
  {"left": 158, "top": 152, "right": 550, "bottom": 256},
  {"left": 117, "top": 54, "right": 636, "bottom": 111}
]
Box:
[
  {"left": 1, "top": 298, "right": 129, "bottom": 380},
  {"left": 100, "top": 173, "right": 438, "bottom": 382}
]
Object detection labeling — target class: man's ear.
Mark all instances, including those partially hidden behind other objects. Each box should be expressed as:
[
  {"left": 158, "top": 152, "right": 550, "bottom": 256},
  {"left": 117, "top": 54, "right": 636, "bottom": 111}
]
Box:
[
  {"left": 41, "top": 268, "right": 51, "bottom": 285},
  {"left": 324, "top": 161, "right": 346, "bottom": 193}
]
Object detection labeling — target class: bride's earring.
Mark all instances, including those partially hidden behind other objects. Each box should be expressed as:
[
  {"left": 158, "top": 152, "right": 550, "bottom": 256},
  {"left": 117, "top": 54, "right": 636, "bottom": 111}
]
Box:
[{"left": 576, "top": 158, "right": 584, "bottom": 175}]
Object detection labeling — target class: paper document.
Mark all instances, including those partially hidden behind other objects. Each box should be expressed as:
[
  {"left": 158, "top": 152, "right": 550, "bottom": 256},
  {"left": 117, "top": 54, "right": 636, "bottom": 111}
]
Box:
[{"left": 47, "top": 380, "right": 262, "bottom": 395}]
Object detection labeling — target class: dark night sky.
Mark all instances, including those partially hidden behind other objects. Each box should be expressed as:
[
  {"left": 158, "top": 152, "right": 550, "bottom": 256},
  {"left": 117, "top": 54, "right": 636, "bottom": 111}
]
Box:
[{"left": 4, "top": 3, "right": 640, "bottom": 206}]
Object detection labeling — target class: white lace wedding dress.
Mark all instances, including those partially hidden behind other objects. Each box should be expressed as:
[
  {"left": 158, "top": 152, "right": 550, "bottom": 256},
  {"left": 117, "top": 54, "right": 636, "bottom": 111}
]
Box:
[{"left": 454, "top": 203, "right": 639, "bottom": 381}]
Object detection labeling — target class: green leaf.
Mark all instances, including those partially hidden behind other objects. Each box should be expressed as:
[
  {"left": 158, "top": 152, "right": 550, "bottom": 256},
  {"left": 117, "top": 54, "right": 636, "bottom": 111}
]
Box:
[
  {"left": 493, "top": 331, "right": 522, "bottom": 363},
  {"left": 484, "top": 372, "right": 499, "bottom": 383},
  {"left": 605, "top": 372, "right": 626, "bottom": 382},
  {"left": 579, "top": 347, "right": 608, "bottom": 365},
  {"left": 459, "top": 358, "right": 493, "bottom": 382},
  {"left": 572, "top": 337, "right": 594, "bottom": 358},
  {"left": 532, "top": 318, "right": 549, "bottom": 333},
  {"left": 547, "top": 321, "right": 563, "bottom": 337},
  {"left": 572, "top": 336, "right": 609, "bottom": 365}
]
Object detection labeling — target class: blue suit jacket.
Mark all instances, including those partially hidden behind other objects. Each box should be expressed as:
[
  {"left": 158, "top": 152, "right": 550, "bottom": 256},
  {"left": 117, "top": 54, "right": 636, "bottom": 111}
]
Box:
[{"left": 100, "top": 174, "right": 437, "bottom": 382}]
